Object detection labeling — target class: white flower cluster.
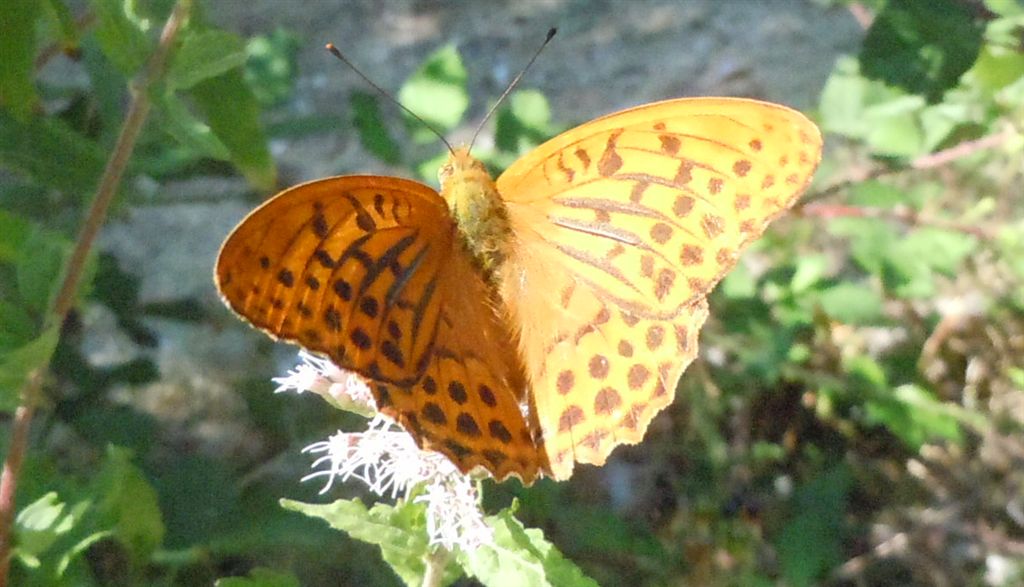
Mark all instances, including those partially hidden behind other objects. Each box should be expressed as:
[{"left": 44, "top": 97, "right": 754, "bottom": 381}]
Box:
[{"left": 274, "top": 351, "right": 493, "bottom": 551}]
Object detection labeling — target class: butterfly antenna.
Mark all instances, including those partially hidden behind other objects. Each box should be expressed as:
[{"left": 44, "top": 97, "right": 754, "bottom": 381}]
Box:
[
  {"left": 325, "top": 43, "right": 455, "bottom": 155},
  {"left": 468, "top": 27, "right": 557, "bottom": 153}
]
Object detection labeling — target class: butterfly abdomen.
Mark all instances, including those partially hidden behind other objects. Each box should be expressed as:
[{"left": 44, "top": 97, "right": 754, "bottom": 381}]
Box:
[{"left": 439, "top": 148, "right": 513, "bottom": 276}]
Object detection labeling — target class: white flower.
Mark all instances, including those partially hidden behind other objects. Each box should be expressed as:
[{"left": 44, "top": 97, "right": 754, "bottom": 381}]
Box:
[
  {"left": 274, "top": 351, "right": 376, "bottom": 416},
  {"left": 282, "top": 352, "right": 493, "bottom": 551}
]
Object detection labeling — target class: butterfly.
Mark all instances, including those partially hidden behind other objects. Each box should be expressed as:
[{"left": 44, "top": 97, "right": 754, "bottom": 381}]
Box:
[{"left": 215, "top": 96, "right": 822, "bottom": 484}]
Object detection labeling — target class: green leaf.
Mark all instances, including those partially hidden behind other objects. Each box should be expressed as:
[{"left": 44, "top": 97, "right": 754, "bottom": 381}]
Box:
[
  {"left": 847, "top": 180, "right": 909, "bottom": 209},
  {"left": 398, "top": 45, "right": 468, "bottom": 144},
  {"left": 827, "top": 216, "right": 898, "bottom": 275},
  {"left": 0, "top": 210, "right": 31, "bottom": 262},
  {"left": 863, "top": 94, "right": 927, "bottom": 157},
  {"left": 91, "top": 446, "right": 165, "bottom": 561},
  {"left": 815, "top": 282, "right": 884, "bottom": 325},
  {"left": 865, "top": 384, "right": 964, "bottom": 448},
  {"left": 13, "top": 493, "right": 90, "bottom": 564},
  {"left": 495, "top": 90, "right": 555, "bottom": 154},
  {"left": 775, "top": 466, "right": 852, "bottom": 587},
  {"left": 790, "top": 255, "right": 828, "bottom": 293},
  {"left": 154, "top": 91, "right": 231, "bottom": 160},
  {"left": 351, "top": 91, "right": 401, "bottom": 164},
  {"left": 894, "top": 227, "right": 977, "bottom": 275},
  {"left": 720, "top": 261, "right": 758, "bottom": 299},
  {"left": 281, "top": 498, "right": 436, "bottom": 586},
  {"left": 245, "top": 28, "right": 301, "bottom": 107},
  {"left": 0, "top": 300, "right": 37, "bottom": 353},
  {"left": 460, "top": 508, "right": 599, "bottom": 587},
  {"left": 167, "top": 30, "right": 248, "bottom": 91},
  {"left": 15, "top": 227, "right": 69, "bottom": 317},
  {"left": 216, "top": 568, "right": 301, "bottom": 587},
  {"left": 0, "top": 110, "right": 107, "bottom": 195},
  {"left": 0, "top": 325, "right": 59, "bottom": 410},
  {"left": 0, "top": 0, "right": 40, "bottom": 120},
  {"left": 89, "top": 0, "right": 152, "bottom": 76},
  {"left": 885, "top": 227, "right": 977, "bottom": 298},
  {"left": 189, "top": 68, "right": 276, "bottom": 191},
  {"left": 860, "top": 0, "right": 984, "bottom": 102}
]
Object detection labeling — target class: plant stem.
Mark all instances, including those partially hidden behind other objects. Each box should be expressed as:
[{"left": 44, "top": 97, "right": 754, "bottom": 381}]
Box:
[
  {"left": 0, "top": 2, "right": 191, "bottom": 584},
  {"left": 421, "top": 547, "right": 451, "bottom": 587}
]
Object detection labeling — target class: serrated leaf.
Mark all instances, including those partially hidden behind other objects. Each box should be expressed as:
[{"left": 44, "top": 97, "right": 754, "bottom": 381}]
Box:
[
  {"left": 0, "top": 110, "right": 107, "bottom": 195},
  {"left": 216, "top": 567, "right": 301, "bottom": 587},
  {"left": 351, "top": 91, "right": 401, "bottom": 164},
  {"left": 0, "top": 0, "right": 40, "bottom": 120},
  {"left": 865, "top": 384, "right": 964, "bottom": 449},
  {"left": 495, "top": 90, "right": 554, "bottom": 154},
  {"left": 894, "top": 228, "right": 977, "bottom": 275},
  {"left": 0, "top": 300, "right": 36, "bottom": 352},
  {"left": 189, "top": 67, "right": 276, "bottom": 190},
  {"left": 775, "top": 467, "right": 852, "bottom": 587},
  {"left": 13, "top": 493, "right": 87, "bottom": 561},
  {"left": 790, "top": 255, "right": 828, "bottom": 293},
  {"left": 816, "top": 282, "right": 884, "bottom": 324},
  {"left": 720, "top": 261, "right": 757, "bottom": 299},
  {"left": 15, "top": 227, "right": 69, "bottom": 317},
  {"left": 89, "top": 0, "right": 152, "bottom": 76},
  {"left": 167, "top": 30, "right": 248, "bottom": 91},
  {"left": 847, "top": 180, "right": 909, "bottom": 209},
  {"left": 281, "top": 498, "right": 435, "bottom": 586},
  {"left": 0, "top": 210, "right": 31, "bottom": 262},
  {"left": 827, "top": 216, "right": 899, "bottom": 275},
  {"left": 460, "top": 509, "right": 599, "bottom": 587},
  {"left": 884, "top": 227, "right": 977, "bottom": 298},
  {"left": 154, "top": 91, "right": 231, "bottom": 160},
  {"left": 398, "top": 45, "right": 468, "bottom": 144},
  {"left": 863, "top": 94, "right": 927, "bottom": 157},
  {"left": 860, "top": 0, "right": 983, "bottom": 102},
  {"left": 92, "top": 446, "right": 165, "bottom": 561},
  {"left": 969, "top": 43, "right": 1024, "bottom": 97},
  {"left": 0, "top": 325, "right": 59, "bottom": 410}
]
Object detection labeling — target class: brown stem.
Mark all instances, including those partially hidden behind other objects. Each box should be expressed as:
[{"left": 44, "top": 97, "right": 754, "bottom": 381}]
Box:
[
  {"left": 802, "top": 128, "right": 1015, "bottom": 206},
  {"left": 421, "top": 547, "right": 451, "bottom": 587},
  {"left": 800, "top": 203, "right": 993, "bottom": 240},
  {"left": 0, "top": 2, "right": 191, "bottom": 584}
]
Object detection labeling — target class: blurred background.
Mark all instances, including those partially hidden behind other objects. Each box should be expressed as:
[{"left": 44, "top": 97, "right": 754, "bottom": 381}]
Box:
[{"left": 1, "top": 0, "right": 1022, "bottom": 585}]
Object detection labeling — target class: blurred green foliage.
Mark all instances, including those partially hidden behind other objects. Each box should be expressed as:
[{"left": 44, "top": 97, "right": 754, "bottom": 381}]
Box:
[{"left": 0, "top": 0, "right": 1022, "bottom": 585}]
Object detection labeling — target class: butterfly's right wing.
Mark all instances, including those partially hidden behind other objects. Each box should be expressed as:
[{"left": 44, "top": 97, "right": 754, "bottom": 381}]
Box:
[
  {"left": 216, "top": 176, "right": 546, "bottom": 482},
  {"left": 496, "top": 98, "right": 822, "bottom": 478}
]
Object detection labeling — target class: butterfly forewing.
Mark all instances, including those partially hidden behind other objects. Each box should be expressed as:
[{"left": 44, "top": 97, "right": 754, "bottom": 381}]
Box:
[
  {"left": 216, "top": 175, "right": 545, "bottom": 482},
  {"left": 496, "top": 97, "right": 822, "bottom": 478},
  {"left": 498, "top": 97, "right": 822, "bottom": 317},
  {"left": 216, "top": 176, "right": 453, "bottom": 386}
]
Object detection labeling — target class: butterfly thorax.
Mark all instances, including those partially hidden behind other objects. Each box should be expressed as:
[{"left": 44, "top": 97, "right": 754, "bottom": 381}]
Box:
[{"left": 438, "top": 148, "right": 512, "bottom": 276}]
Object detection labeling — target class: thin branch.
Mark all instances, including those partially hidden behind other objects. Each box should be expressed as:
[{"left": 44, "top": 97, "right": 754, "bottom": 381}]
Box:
[
  {"left": 800, "top": 203, "right": 993, "bottom": 240},
  {"left": 802, "top": 128, "right": 1015, "bottom": 206},
  {"left": 0, "top": 2, "right": 191, "bottom": 584}
]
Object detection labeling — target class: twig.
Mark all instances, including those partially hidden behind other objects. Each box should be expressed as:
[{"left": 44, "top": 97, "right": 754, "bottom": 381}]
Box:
[
  {"left": 799, "top": 203, "right": 993, "bottom": 240},
  {"left": 802, "top": 128, "right": 1015, "bottom": 206},
  {"left": 847, "top": 2, "right": 874, "bottom": 29},
  {"left": 0, "top": 2, "right": 191, "bottom": 584}
]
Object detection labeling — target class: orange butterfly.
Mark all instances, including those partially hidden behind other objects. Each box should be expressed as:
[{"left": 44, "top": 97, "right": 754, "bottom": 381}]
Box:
[{"left": 215, "top": 97, "right": 822, "bottom": 484}]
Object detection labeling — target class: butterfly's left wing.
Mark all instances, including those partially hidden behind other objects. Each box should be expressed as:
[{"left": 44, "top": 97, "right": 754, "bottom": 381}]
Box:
[
  {"left": 216, "top": 176, "right": 546, "bottom": 482},
  {"left": 496, "top": 97, "right": 822, "bottom": 478}
]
